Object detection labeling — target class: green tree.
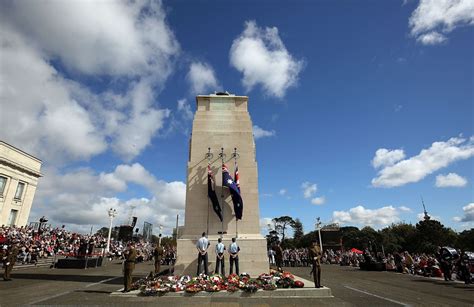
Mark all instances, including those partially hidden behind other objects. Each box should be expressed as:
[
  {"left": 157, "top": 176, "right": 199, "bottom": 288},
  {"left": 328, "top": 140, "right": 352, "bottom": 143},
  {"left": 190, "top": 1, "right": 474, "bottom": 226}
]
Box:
[
  {"left": 272, "top": 216, "right": 295, "bottom": 243},
  {"left": 95, "top": 227, "right": 109, "bottom": 237},
  {"left": 415, "top": 219, "right": 454, "bottom": 253},
  {"left": 340, "top": 226, "right": 362, "bottom": 250},
  {"left": 292, "top": 218, "right": 304, "bottom": 241},
  {"left": 380, "top": 223, "right": 417, "bottom": 253},
  {"left": 457, "top": 229, "right": 474, "bottom": 251},
  {"left": 299, "top": 230, "right": 319, "bottom": 248}
]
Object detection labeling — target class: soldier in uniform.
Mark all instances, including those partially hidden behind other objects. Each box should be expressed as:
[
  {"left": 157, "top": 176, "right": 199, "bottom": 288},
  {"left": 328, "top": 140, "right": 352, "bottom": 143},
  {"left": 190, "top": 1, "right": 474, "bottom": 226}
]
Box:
[
  {"left": 214, "top": 237, "right": 225, "bottom": 275},
  {"left": 272, "top": 242, "right": 283, "bottom": 271},
  {"left": 123, "top": 242, "right": 137, "bottom": 292},
  {"left": 153, "top": 242, "right": 164, "bottom": 275},
  {"left": 3, "top": 242, "right": 19, "bottom": 281},
  {"left": 309, "top": 240, "right": 322, "bottom": 288},
  {"left": 228, "top": 237, "right": 240, "bottom": 275},
  {"left": 196, "top": 232, "right": 210, "bottom": 276}
]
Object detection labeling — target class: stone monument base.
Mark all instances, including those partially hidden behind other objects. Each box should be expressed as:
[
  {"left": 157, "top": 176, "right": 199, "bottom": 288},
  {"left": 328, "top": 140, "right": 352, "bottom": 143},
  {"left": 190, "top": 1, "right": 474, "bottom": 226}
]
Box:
[{"left": 174, "top": 234, "right": 269, "bottom": 277}]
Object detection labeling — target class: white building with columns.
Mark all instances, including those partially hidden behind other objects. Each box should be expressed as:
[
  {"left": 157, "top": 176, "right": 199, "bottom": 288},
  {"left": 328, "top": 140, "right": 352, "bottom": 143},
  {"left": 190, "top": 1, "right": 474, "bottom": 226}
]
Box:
[{"left": 0, "top": 141, "right": 42, "bottom": 226}]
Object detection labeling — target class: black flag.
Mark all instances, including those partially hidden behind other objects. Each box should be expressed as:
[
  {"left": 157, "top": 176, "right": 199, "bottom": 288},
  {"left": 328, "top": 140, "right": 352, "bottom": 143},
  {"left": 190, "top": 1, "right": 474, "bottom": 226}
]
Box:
[
  {"left": 208, "top": 166, "right": 223, "bottom": 221},
  {"left": 222, "top": 164, "right": 243, "bottom": 220}
]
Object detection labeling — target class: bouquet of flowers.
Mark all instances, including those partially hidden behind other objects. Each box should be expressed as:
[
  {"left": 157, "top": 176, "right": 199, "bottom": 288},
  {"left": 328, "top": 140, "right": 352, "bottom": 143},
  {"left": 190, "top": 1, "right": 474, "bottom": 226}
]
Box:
[
  {"left": 241, "top": 278, "right": 259, "bottom": 293},
  {"left": 262, "top": 283, "right": 277, "bottom": 290},
  {"left": 227, "top": 274, "right": 240, "bottom": 286},
  {"left": 226, "top": 284, "right": 239, "bottom": 292},
  {"left": 293, "top": 280, "right": 304, "bottom": 288},
  {"left": 185, "top": 278, "right": 202, "bottom": 293}
]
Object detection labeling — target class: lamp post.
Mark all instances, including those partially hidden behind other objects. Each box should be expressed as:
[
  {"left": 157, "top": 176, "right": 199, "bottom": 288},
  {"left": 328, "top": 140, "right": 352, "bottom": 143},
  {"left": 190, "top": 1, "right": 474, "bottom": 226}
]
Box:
[
  {"left": 105, "top": 208, "right": 117, "bottom": 254},
  {"left": 316, "top": 217, "right": 323, "bottom": 253},
  {"left": 159, "top": 225, "right": 163, "bottom": 246}
]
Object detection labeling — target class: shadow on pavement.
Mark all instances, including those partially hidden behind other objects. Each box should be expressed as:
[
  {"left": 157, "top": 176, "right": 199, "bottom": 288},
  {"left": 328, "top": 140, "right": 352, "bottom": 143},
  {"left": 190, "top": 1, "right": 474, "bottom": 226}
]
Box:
[
  {"left": 75, "top": 290, "right": 113, "bottom": 294},
  {"left": 412, "top": 278, "right": 474, "bottom": 290},
  {"left": 10, "top": 273, "right": 123, "bottom": 284}
]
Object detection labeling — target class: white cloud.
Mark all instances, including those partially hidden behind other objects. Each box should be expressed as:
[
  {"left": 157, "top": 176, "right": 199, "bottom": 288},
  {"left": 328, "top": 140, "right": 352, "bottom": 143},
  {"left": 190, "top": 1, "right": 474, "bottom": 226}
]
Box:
[
  {"left": 0, "top": 0, "right": 179, "bottom": 78},
  {"left": 279, "top": 189, "right": 287, "bottom": 196},
  {"left": 398, "top": 206, "right": 412, "bottom": 212},
  {"left": 0, "top": 1, "right": 178, "bottom": 162},
  {"left": 177, "top": 99, "right": 194, "bottom": 121},
  {"left": 409, "top": 0, "right": 474, "bottom": 45},
  {"left": 333, "top": 205, "right": 400, "bottom": 227},
  {"left": 230, "top": 20, "right": 304, "bottom": 98},
  {"left": 31, "top": 163, "right": 186, "bottom": 233},
  {"left": 186, "top": 62, "right": 220, "bottom": 95},
  {"left": 416, "top": 31, "right": 448, "bottom": 44},
  {"left": 372, "top": 136, "right": 474, "bottom": 188},
  {"left": 311, "top": 197, "right": 326, "bottom": 206},
  {"left": 435, "top": 173, "right": 468, "bottom": 187},
  {"left": 302, "top": 182, "right": 317, "bottom": 199},
  {"left": 455, "top": 203, "right": 474, "bottom": 222},
  {"left": 253, "top": 125, "right": 276, "bottom": 140},
  {"left": 372, "top": 148, "right": 406, "bottom": 168}
]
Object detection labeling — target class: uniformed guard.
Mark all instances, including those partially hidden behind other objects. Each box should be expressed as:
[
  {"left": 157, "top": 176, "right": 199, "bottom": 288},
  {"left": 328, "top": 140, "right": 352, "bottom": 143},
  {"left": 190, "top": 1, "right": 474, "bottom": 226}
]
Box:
[
  {"left": 123, "top": 242, "right": 137, "bottom": 292},
  {"left": 228, "top": 237, "right": 240, "bottom": 275},
  {"left": 214, "top": 238, "right": 225, "bottom": 275},
  {"left": 196, "top": 232, "right": 210, "bottom": 275},
  {"left": 153, "top": 243, "right": 164, "bottom": 275},
  {"left": 309, "top": 240, "right": 322, "bottom": 288},
  {"left": 272, "top": 242, "right": 283, "bottom": 271},
  {"left": 3, "top": 243, "right": 19, "bottom": 281}
]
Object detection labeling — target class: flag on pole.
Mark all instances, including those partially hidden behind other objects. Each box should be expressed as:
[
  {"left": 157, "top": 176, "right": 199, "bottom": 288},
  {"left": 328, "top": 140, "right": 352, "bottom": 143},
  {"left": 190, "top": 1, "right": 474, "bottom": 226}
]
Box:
[
  {"left": 222, "top": 164, "right": 243, "bottom": 220},
  {"left": 234, "top": 164, "right": 240, "bottom": 192},
  {"left": 208, "top": 166, "right": 223, "bottom": 222}
]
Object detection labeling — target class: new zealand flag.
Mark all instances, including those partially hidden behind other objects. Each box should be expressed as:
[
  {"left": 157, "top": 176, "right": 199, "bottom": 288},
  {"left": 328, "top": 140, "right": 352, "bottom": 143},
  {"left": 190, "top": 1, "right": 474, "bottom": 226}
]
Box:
[
  {"left": 222, "top": 164, "right": 243, "bottom": 220},
  {"left": 208, "top": 166, "right": 223, "bottom": 222}
]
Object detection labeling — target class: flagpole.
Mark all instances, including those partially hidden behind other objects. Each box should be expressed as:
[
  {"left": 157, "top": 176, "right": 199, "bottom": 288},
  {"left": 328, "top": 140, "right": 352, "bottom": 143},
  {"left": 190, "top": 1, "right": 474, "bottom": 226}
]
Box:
[
  {"left": 220, "top": 147, "right": 225, "bottom": 238},
  {"left": 233, "top": 147, "right": 239, "bottom": 239},
  {"left": 206, "top": 148, "right": 212, "bottom": 235}
]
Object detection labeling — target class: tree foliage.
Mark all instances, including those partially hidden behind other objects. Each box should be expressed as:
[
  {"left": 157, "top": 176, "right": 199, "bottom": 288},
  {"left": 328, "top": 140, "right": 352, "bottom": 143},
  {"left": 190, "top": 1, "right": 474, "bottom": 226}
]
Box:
[
  {"left": 272, "top": 216, "right": 295, "bottom": 243},
  {"left": 270, "top": 216, "right": 472, "bottom": 254},
  {"left": 292, "top": 218, "right": 304, "bottom": 241}
]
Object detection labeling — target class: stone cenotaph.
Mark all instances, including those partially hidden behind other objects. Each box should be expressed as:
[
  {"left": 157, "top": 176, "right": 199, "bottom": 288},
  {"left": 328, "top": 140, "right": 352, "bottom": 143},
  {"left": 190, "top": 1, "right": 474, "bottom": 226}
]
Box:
[{"left": 175, "top": 93, "right": 269, "bottom": 276}]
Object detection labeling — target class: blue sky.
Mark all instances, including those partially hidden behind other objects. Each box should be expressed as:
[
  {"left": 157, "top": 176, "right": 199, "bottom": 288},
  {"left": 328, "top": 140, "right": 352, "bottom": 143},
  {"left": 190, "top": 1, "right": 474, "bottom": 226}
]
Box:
[{"left": 1, "top": 0, "right": 473, "bottom": 235}]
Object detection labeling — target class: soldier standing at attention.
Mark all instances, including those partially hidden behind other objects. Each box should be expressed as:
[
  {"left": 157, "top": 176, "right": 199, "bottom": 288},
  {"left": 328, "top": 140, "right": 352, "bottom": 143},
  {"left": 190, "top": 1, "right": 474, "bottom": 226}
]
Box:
[
  {"left": 123, "top": 242, "right": 137, "bottom": 292},
  {"left": 153, "top": 242, "right": 164, "bottom": 274},
  {"left": 228, "top": 237, "right": 240, "bottom": 275},
  {"left": 3, "top": 242, "right": 19, "bottom": 281},
  {"left": 273, "top": 242, "right": 283, "bottom": 271},
  {"left": 309, "top": 240, "right": 322, "bottom": 288},
  {"left": 196, "top": 232, "right": 209, "bottom": 275},
  {"left": 214, "top": 237, "right": 225, "bottom": 275}
]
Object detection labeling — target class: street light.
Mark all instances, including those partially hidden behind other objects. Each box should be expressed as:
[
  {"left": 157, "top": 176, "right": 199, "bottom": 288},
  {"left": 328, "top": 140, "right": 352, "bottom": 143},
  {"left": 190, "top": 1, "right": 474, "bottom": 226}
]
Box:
[
  {"left": 105, "top": 208, "right": 117, "bottom": 254},
  {"left": 159, "top": 225, "right": 163, "bottom": 246},
  {"left": 316, "top": 217, "right": 323, "bottom": 253}
]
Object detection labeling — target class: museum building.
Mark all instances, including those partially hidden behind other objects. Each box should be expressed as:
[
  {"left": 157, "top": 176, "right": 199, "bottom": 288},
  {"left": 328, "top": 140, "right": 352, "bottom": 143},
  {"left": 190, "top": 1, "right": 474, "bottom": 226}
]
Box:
[{"left": 0, "top": 141, "right": 42, "bottom": 226}]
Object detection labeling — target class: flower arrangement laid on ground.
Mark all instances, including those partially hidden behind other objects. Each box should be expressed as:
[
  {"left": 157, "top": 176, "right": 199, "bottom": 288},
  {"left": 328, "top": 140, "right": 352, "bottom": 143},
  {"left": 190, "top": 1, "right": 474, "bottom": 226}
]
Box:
[{"left": 131, "top": 269, "right": 305, "bottom": 296}]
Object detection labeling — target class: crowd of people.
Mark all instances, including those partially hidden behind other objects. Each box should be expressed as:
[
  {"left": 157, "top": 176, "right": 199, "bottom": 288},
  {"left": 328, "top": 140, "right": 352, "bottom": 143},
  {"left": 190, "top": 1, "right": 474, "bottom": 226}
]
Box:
[
  {"left": 0, "top": 224, "right": 176, "bottom": 270},
  {"left": 2, "top": 223, "right": 472, "bottom": 286},
  {"left": 267, "top": 246, "right": 472, "bottom": 284}
]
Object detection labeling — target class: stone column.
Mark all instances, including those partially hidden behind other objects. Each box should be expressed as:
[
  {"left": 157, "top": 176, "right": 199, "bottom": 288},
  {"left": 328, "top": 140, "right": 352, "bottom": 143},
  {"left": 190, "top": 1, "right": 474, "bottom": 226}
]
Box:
[{"left": 175, "top": 94, "right": 269, "bottom": 276}]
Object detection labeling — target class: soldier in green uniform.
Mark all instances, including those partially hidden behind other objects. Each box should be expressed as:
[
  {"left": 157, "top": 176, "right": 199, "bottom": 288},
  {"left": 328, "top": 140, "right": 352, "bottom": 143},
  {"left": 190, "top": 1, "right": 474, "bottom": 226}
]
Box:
[
  {"left": 309, "top": 240, "right": 322, "bottom": 288},
  {"left": 272, "top": 242, "right": 283, "bottom": 272},
  {"left": 123, "top": 242, "right": 137, "bottom": 292},
  {"left": 153, "top": 243, "right": 164, "bottom": 274},
  {"left": 3, "top": 242, "right": 19, "bottom": 281}
]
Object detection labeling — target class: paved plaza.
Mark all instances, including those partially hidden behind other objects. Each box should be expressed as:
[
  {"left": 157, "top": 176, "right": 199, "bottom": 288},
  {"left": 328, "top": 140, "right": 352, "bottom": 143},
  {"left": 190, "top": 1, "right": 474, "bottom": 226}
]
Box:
[{"left": 1, "top": 261, "right": 472, "bottom": 306}]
